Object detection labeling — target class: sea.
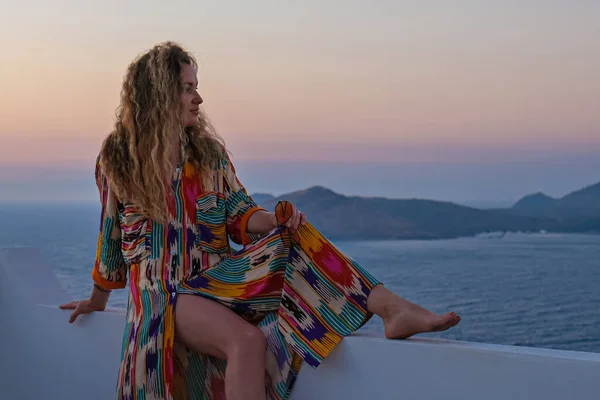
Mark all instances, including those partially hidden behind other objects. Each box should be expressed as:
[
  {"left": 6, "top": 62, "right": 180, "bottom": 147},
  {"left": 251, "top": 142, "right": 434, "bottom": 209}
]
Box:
[{"left": 1, "top": 202, "right": 599, "bottom": 354}]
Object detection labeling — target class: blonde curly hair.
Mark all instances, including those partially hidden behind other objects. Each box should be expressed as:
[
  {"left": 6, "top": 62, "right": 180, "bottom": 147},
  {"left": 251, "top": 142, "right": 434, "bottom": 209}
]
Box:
[{"left": 99, "top": 41, "right": 224, "bottom": 222}]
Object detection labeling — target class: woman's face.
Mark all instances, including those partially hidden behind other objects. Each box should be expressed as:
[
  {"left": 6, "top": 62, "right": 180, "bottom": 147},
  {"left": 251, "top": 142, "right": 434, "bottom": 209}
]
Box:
[{"left": 179, "top": 63, "right": 203, "bottom": 127}]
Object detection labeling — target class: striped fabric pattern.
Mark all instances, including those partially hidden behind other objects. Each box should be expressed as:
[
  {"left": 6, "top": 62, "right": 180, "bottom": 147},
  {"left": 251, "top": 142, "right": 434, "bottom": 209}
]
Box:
[
  {"left": 91, "top": 152, "right": 380, "bottom": 400},
  {"left": 178, "top": 223, "right": 379, "bottom": 398},
  {"left": 194, "top": 192, "right": 229, "bottom": 254}
]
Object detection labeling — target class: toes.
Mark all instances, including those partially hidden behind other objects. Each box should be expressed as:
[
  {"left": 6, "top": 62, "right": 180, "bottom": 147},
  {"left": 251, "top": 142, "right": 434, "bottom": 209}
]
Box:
[
  {"left": 432, "top": 312, "right": 461, "bottom": 332},
  {"left": 446, "top": 313, "right": 461, "bottom": 328},
  {"left": 445, "top": 312, "right": 460, "bottom": 322}
]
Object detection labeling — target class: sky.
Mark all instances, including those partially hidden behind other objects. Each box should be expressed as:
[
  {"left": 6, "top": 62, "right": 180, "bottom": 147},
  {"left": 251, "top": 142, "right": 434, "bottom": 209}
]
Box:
[{"left": 0, "top": 0, "right": 599, "bottom": 205}]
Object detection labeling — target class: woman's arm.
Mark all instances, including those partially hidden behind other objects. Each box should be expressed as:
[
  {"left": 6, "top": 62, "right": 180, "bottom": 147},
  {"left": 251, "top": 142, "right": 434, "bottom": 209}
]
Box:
[
  {"left": 60, "top": 160, "right": 126, "bottom": 323},
  {"left": 90, "top": 161, "right": 128, "bottom": 290},
  {"left": 247, "top": 202, "right": 307, "bottom": 234},
  {"left": 246, "top": 210, "right": 277, "bottom": 234}
]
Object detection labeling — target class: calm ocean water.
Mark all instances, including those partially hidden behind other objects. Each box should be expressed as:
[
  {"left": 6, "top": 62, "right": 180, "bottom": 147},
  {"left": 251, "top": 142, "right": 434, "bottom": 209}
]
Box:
[{"left": 1, "top": 203, "right": 598, "bottom": 354}]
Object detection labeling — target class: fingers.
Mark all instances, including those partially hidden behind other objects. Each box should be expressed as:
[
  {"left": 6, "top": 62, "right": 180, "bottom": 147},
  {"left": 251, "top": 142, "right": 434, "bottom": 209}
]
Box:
[
  {"left": 60, "top": 300, "right": 90, "bottom": 323},
  {"left": 299, "top": 212, "right": 307, "bottom": 226},
  {"left": 285, "top": 206, "right": 307, "bottom": 230},
  {"left": 68, "top": 307, "right": 82, "bottom": 324},
  {"left": 59, "top": 301, "right": 79, "bottom": 310},
  {"left": 276, "top": 202, "right": 307, "bottom": 230},
  {"left": 286, "top": 207, "right": 299, "bottom": 230},
  {"left": 60, "top": 300, "right": 81, "bottom": 323}
]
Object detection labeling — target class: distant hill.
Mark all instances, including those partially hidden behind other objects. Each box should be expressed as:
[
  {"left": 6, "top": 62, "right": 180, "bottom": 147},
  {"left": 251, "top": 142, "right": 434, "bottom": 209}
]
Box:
[
  {"left": 511, "top": 192, "right": 557, "bottom": 217},
  {"left": 248, "top": 193, "right": 275, "bottom": 206},
  {"left": 250, "top": 187, "right": 555, "bottom": 240},
  {"left": 556, "top": 182, "right": 600, "bottom": 217},
  {"left": 249, "top": 181, "right": 600, "bottom": 240},
  {"left": 510, "top": 182, "right": 600, "bottom": 219}
]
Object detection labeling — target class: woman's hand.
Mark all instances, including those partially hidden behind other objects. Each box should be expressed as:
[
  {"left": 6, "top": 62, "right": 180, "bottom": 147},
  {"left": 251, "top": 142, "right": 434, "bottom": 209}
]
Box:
[
  {"left": 59, "top": 299, "right": 107, "bottom": 323},
  {"left": 275, "top": 201, "right": 307, "bottom": 231},
  {"left": 59, "top": 284, "right": 111, "bottom": 323},
  {"left": 285, "top": 203, "right": 307, "bottom": 230}
]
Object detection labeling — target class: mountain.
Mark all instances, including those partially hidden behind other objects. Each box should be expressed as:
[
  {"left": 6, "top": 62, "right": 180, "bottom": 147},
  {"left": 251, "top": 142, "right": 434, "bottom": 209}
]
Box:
[
  {"left": 250, "top": 186, "right": 555, "bottom": 240},
  {"left": 249, "top": 181, "right": 600, "bottom": 240},
  {"left": 556, "top": 181, "right": 600, "bottom": 217},
  {"left": 248, "top": 193, "right": 275, "bottom": 206},
  {"left": 511, "top": 181, "right": 600, "bottom": 219},
  {"left": 511, "top": 192, "right": 557, "bottom": 216}
]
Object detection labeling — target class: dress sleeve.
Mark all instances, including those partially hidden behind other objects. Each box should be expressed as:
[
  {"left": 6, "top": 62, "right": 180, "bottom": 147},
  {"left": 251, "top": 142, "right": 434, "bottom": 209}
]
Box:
[
  {"left": 91, "top": 162, "right": 128, "bottom": 289},
  {"left": 222, "top": 152, "right": 265, "bottom": 246}
]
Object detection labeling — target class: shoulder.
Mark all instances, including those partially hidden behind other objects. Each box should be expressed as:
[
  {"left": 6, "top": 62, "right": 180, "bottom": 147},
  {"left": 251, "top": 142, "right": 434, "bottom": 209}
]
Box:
[{"left": 218, "top": 148, "right": 240, "bottom": 174}]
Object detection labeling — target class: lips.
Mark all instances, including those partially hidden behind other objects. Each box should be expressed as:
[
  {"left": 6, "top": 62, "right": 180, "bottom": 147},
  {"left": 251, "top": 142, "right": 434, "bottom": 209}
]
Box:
[{"left": 190, "top": 109, "right": 199, "bottom": 114}]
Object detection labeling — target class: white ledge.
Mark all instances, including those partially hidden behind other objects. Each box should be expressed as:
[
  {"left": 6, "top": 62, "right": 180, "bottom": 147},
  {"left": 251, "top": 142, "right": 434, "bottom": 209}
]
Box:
[{"left": 2, "top": 247, "right": 599, "bottom": 399}]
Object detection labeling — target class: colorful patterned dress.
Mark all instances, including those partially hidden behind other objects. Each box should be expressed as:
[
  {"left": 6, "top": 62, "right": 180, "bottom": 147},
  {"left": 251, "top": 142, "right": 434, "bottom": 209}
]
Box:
[{"left": 92, "top": 151, "right": 380, "bottom": 400}]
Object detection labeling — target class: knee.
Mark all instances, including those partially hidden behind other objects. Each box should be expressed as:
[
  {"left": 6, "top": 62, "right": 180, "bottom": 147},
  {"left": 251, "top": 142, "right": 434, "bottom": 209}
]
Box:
[{"left": 228, "top": 325, "right": 266, "bottom": 359}]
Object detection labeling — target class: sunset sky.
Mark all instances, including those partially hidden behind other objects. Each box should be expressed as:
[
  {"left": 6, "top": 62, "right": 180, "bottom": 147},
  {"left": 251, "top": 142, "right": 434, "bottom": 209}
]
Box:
[{"left": 1, "top": 0, "right": 598, "bottom": 204}]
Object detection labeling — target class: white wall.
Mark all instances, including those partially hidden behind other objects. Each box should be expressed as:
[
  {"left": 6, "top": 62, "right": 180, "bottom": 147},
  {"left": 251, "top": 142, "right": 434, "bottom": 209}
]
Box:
[
  {"left": 1, "top": 247, "right": 599, "bottom": 400},
  {"left": 0, "top": 247, "right": 126, "bottom": 399}
]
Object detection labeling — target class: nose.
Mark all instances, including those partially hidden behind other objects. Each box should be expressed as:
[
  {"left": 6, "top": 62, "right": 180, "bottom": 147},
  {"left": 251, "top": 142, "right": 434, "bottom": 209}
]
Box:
[{"left": 193, "top": 91, "right": 203, "bottom": 105}]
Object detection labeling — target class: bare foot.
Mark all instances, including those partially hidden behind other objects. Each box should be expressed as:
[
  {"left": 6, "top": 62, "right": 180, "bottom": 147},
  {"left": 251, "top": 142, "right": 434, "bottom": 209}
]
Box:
[{"left": 382, "top": 299, "right": 461, "bottom": 339}]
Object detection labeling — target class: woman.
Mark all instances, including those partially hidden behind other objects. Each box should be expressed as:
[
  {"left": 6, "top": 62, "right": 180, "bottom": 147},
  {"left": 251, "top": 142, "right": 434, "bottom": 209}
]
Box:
[{"left": 60, "top": 41, "right": 460, "bottom": 400}]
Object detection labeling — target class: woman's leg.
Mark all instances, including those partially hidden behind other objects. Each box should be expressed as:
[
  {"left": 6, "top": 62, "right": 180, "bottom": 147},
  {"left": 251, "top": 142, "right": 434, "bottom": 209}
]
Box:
[
  {"left": 274, "top": 201, "right": 461, "bottom": 342},
  {"left": 174, "top": 294, "right": 266, "bottom": 400},
  {"left": 367, "top": 284, "right": 461, "bottom": 339}
]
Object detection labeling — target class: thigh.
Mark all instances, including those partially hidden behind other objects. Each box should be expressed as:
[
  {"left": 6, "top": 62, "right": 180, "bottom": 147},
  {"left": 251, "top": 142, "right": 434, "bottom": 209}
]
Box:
[{"left": 174, "top": 294, "right": 260, "bottom": 361}]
